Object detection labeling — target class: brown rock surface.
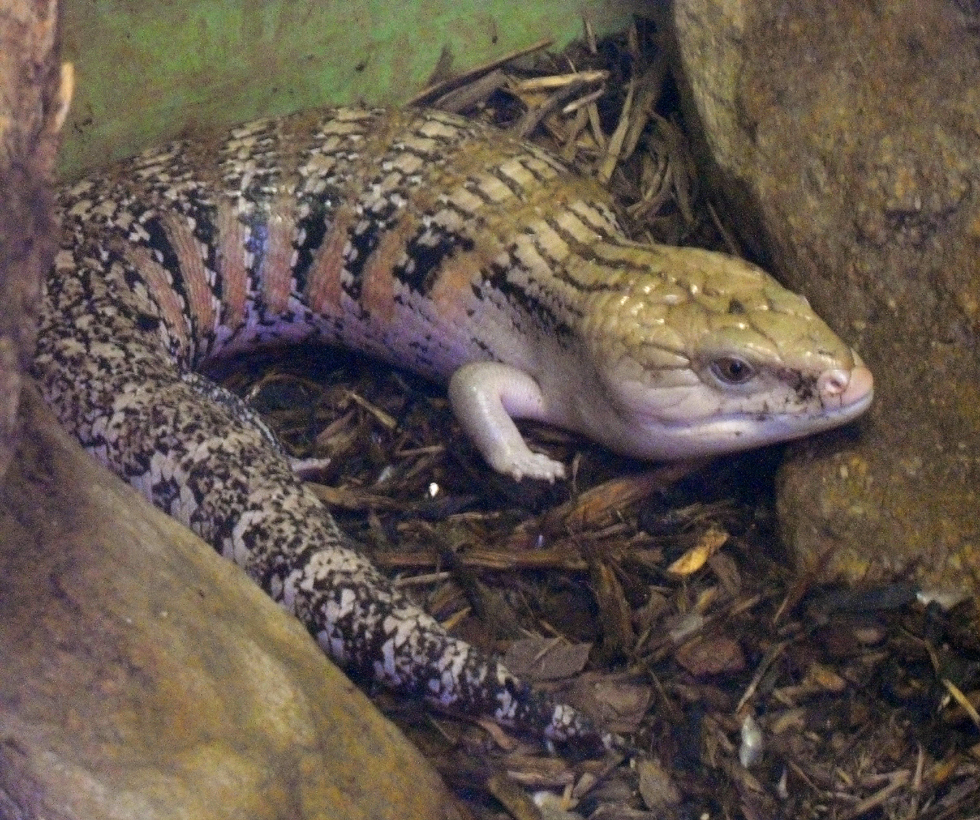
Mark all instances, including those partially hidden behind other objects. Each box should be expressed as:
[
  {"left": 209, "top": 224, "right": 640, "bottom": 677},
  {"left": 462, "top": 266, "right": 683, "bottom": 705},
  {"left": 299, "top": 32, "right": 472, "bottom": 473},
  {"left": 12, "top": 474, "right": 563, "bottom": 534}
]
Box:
[
  {"left": 0, "top": 0, "right": 65, "bottom": 483},
  {"left": 669, "top": 0, "right": 980, "bottom": 596},
  {"left": 0, "top": 387, "right": 460, "bottom": 820}
]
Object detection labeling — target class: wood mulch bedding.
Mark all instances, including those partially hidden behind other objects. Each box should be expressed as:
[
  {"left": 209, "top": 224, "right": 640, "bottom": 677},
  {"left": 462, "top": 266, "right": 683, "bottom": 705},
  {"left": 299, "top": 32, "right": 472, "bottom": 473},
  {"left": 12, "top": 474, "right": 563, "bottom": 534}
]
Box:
[{"left": 218, "top": 17, "right": 980, "bottom": 820}]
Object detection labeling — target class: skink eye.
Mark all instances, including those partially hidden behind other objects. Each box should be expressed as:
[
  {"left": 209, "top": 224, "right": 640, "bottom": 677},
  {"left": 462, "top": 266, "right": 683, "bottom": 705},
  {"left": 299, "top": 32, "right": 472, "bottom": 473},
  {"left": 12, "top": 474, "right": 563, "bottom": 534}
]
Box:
[{"left": 711, "top": 356, "right": 755, "bottom": 384}]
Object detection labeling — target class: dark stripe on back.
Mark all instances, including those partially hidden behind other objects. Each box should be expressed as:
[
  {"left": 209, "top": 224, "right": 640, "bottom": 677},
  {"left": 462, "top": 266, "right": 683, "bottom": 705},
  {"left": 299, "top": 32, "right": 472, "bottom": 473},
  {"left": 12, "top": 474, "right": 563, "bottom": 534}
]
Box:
[
  {"left": 488, "top": 168, "right": 526, "bottom": 199},
  {"left": 340, "top": 195, "right": 402, "bottom": 301},
  {"left": 481, "top": 255, "right": 577, "bottom": 340},
  {"left": 394, "top": 225, "right": 475, "bottom": 295},
  {"left": 138, "top": 214, "right": 197, "bottom": 328},
  {"left": 291, "top": 193, "right": 338, "bottom": 296},
  {"left": 544, "top": 218, "right": 661, "bottom": 287}
]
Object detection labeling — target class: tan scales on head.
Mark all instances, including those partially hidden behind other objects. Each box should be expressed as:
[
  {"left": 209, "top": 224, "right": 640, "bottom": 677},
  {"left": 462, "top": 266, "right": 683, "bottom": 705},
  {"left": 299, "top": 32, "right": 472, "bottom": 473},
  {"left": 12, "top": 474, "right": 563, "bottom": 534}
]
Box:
[{"left": 579, "top": 246, "right": 858, "bottom": 383}]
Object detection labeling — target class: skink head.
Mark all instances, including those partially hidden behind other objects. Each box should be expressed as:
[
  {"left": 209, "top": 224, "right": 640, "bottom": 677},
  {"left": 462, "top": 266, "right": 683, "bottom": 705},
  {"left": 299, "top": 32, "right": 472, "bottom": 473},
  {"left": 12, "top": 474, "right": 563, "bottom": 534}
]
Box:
[{"left": 574, "top": 247, "right": 874, "bottom": 461}]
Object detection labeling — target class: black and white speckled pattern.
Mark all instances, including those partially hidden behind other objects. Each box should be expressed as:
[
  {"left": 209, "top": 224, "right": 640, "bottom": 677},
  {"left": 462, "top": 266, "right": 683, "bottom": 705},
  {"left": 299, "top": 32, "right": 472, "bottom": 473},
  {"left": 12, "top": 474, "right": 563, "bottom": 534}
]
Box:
[
  {"left": 33, "top": 104, "right": 870, "bottom": 752},
  {"left": 33, "top": 107, "right": 616, "bottom": 750}
]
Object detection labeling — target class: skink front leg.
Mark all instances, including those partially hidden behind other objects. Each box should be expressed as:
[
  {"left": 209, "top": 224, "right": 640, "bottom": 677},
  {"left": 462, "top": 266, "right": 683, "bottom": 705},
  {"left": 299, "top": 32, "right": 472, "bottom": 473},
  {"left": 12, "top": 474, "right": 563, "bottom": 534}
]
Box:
[{"left": 448, "top": 362, "right": 566, "bottom": 482}]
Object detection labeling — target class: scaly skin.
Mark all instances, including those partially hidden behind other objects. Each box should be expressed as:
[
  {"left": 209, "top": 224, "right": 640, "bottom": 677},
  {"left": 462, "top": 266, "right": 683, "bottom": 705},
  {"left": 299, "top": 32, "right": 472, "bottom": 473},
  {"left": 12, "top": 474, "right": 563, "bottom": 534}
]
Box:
[{"left": 33, "top": 107, "right": 872, "bottom": 750}]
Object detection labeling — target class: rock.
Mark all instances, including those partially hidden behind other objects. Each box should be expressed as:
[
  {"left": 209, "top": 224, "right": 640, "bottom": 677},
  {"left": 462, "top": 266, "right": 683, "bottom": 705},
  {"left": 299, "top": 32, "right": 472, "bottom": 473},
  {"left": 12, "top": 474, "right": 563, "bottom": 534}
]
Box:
[
  {"left": 0, "top": 387, "right": 461, "bottom": 820},
  {"left": 668, "top": 0, "right": 980, "bottom": 598},
  {"left": 0, "top": 1, "right": 64, "bottom": 483}
]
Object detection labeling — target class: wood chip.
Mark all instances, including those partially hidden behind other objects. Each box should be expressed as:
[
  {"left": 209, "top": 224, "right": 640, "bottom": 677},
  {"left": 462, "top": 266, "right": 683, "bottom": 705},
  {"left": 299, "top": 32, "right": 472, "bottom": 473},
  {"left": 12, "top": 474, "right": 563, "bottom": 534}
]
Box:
[{"left": 666, "top": 526, "right": 729, "bottom": 577}]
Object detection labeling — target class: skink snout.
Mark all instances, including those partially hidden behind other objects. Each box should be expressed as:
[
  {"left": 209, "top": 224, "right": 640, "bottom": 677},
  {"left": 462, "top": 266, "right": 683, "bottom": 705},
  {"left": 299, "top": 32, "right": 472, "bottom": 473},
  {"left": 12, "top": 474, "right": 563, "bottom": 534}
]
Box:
[{"left": 817, "top": 353, "right": 874, "bottom": 412}]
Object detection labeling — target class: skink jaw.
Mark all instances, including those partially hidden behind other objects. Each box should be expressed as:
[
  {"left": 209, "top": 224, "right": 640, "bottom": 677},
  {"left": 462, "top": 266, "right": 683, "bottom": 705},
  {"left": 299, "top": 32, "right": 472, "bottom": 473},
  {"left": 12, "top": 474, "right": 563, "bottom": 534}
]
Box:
[{"left": 566, "top": 345, "right": 876, "bottom": 463}]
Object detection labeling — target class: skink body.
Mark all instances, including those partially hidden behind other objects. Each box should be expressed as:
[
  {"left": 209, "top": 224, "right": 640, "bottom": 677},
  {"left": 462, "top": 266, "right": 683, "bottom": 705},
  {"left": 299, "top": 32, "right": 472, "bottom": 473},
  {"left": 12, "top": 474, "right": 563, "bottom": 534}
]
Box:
[{"left": 34, "top": 107, "right": 873, "bottom": 748}]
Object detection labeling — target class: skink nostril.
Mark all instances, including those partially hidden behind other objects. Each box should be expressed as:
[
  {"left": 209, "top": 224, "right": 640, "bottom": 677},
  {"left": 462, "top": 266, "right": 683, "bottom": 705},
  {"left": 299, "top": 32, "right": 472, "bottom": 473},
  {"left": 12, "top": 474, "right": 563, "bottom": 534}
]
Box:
[{"left": 818, "top": 369, "right": 849, "bottom": 396}]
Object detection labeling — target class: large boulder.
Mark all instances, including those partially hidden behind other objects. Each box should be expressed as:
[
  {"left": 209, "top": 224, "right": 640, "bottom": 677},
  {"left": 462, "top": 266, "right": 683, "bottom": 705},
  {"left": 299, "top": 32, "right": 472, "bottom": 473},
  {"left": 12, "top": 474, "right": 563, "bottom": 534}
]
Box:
[
  {"left": 0, "top": 387, "right": 461, "bottom": 820},
  {"left": 0, "top": 0, "right": 64, "bottom": 483},
  {"left": 669, "top": 0, "right": 980, "bottom": 597}
]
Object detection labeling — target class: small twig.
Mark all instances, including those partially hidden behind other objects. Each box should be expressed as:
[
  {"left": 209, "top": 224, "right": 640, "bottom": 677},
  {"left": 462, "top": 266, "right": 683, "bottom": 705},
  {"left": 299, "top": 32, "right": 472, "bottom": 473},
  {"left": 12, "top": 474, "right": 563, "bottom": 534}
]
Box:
[
  {"left": 597, "top": 79, "right": 634, "bottom": 183},
  {"left": 408, "top": 37, "right": 554, "bottom": 107},
  {"left": 707, "top": 200, "right": 745, "bottom": 257},
  {"left": 736, "top": 639, "right": 792, "bottom": 713},
  {"left": 429, "top": 68, "right": 508, "bottom": 113},
  {"left": 509, "top": 77, "right": 593, "bottom": 139},
  {"left": 509, "top": 69, "right": 609, "bottom": 92},
  {"left": 839, "top": 769, "right": 911, "bottom": 820},
  {"left": 562, "top": 87, "right": 606, "bottom": 115},
  {"left": 583, "top": 18, "right": 598, "bottom": 55}
]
